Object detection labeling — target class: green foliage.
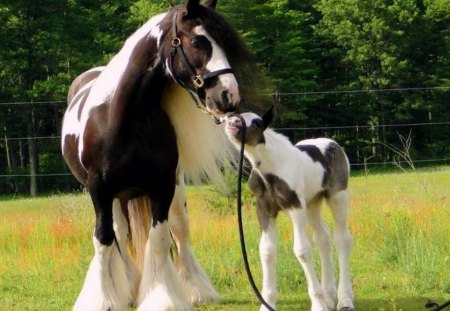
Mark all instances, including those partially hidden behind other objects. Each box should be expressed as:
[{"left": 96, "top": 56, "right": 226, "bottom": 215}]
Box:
[{"left": 0, "top": 0, "right": 449, "bottom": 195}]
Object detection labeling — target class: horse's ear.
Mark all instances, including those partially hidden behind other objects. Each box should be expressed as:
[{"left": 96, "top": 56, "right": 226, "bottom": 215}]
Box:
[
  {"left": 204, "top": 0, "right": 218, "bottom": 9},
  {"left": 184, "top": 0, "right": 201, "bottom": 15},
  {"left": 262, "top": 105, "right": 275, "bottom": 129}
]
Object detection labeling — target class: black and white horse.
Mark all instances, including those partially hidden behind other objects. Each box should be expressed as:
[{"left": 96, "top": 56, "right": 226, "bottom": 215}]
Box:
[
  {"left": 61, "top": 1, "right": 254, "bottom": 310},
  {"left": 225, "top": 108, "right": 354, "bottom": 311}
]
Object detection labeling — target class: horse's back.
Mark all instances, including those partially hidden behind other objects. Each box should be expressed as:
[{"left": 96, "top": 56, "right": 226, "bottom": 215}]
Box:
[
  {"left": 67, "top": 67, "right": 105, "bottom": 104},
  {"left": 295, "top": 138, "right": 349, "bottom": 196}
]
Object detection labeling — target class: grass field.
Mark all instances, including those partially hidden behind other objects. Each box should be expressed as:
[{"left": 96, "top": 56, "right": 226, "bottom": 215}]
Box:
[{"left": 1, "top": 167, "right": 449, "bottom": 310}]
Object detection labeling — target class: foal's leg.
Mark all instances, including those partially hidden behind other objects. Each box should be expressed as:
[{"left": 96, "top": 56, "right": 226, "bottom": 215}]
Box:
[
  {"left": 169, "top": 174, "right": 219, "bottom": 305},
  {"left": 286, "top": 206, "right": 330, "bottom": 311},
  {"left": 137, "top": 184, "right": 190, "bottom": 311},
  {"left": 327, "top": 190, "right": 354, "bottom": 310},
  {"left": 256, "top": 208, "right": 278, "bottom": 311},
  {"left": 306, "top": 201, "right": 336, "bottom": 309},
  {"left": 74, "top": 182, "right": 130, "bottom": 311}
]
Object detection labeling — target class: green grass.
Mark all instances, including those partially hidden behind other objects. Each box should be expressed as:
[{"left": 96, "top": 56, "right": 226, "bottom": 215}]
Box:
[{"left": 0, "top": 168, "right": 449, "bottom": 310}]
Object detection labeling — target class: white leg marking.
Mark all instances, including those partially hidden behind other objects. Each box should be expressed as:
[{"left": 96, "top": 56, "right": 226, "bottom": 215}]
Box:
[
  {"left": 327, "top": 191, "right": 354, "bottom": 310},
  {"left": 307, "top": 203, "right": 336, "bottom": 309},
  {"left": 137, "top": 221, "right": 190, "bottom": 311},
  {"left": 169, "top": 177, "right": 219, "bottom": 305},
  {"left": 73, "top": 235, "right": 129, "bottom": 311},
  {"left": 286, "top": 207, "right": 330, "bottom": 311},
  {"left": 258, "top": 217, "right": 278, "bottom": 311},
  {"left": 113, "top": 200, "right": 141, "bottom": 305}
]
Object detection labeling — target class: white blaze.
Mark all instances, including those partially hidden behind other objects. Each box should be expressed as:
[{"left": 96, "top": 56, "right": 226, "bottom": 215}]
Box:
[{"left": 193, "top": 25, "right": 240, "bottom": 105}]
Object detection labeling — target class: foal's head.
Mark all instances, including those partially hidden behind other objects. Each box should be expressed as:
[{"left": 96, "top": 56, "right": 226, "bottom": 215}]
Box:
[
  {"left": 165, "top": 0, "right": 245, "bottom": 117},
  {"left": 225, "top": 106, "right": 275, "bottom": 147}
]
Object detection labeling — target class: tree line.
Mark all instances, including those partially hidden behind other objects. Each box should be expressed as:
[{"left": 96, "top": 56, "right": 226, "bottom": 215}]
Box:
[{"left": 0, "top": 0, "right": 449, "bottom": 195}]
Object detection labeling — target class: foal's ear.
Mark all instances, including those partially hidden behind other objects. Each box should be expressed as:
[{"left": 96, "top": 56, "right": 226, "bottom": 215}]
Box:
[
  {"left": 204, "top": 0, "right": 218, "bottom": 9},
  {"left": 262, "top": 105, "right": 275, "bottom": 129},
  {"left": 184, "top": 0, "right": 201, "bottom": 15}
]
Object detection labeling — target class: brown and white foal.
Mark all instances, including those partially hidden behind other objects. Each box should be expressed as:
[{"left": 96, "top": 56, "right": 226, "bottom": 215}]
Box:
[{"left": 224, "top": 108, "right": 354, "bottom": 311}]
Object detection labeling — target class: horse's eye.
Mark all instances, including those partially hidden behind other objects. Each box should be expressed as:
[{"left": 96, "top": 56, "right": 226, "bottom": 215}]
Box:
[{"left": 190, "top": 35, "right": 209, "bottom": 49}]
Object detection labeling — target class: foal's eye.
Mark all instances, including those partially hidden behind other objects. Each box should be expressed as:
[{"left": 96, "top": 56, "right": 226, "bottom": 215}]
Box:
[
  {"left": 253, "top": 119, "right": 264, "bottom": 128},
  {"left": 190, "top": 35, "right": 209, "bottom": 49}
]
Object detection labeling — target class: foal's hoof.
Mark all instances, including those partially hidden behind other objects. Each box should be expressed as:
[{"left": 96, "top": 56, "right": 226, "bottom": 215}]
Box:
[{"left": 337, "top": 300, "right": 355, "bottom": 311}]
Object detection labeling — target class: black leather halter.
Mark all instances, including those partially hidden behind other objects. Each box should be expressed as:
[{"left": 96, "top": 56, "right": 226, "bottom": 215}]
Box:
[{"left": 167, "top": 10, "right": 234, "bottom": 113}]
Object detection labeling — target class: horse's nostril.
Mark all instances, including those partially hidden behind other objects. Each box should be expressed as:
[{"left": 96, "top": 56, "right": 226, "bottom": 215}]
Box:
[
  {"left": 221, "top": 90, "right": 232, "bottom": 105},
  {"left": 223, "top": 105, "right": 235, "bottom": 113}
]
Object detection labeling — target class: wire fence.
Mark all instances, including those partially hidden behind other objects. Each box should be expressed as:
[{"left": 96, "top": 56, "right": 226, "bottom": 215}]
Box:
[
  {"left": 0, "top": 85, "right": 449, "bottom": 106},
  {"left": 0, "top": 122, "right": 449, "bottom": 179},
  {"left": 0, "top": 89, "right": 449, "bottom": 185}
]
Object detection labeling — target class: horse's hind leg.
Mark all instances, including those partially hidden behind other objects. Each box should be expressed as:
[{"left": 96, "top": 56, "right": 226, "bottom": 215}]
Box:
[
  {"left": 74, "top": 182, "right": 130, "bottom": 311},
  {"left": 137, "top": 184, "right": 190, "bottom": 311},
  {"left": 169, "top": 175, "right": 219, "bottom": 305},
  {"left": 307, "top": 201, "right": 336, "bottom": 309},
  {"left": 327, "top": 190, "right": 354, "bottom": 311}
]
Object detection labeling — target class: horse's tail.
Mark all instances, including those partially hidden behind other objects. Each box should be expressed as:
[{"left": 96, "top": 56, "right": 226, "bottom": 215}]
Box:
[{"left": 126, "top": 196, "right": 152, "bottom": 271}]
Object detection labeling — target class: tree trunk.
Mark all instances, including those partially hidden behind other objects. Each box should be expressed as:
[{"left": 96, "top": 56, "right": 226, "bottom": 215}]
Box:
[
  {"left": 4, "top": 127, "right": 12, "bottom": 170},
  {"left": 4, "top": 126, "right": 20, "bottom": 193},
  {"left": 27, "top": 109, "right": 38, "bottom": 196}
]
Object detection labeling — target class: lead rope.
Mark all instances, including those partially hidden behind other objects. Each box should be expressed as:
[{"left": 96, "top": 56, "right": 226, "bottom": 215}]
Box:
[{"left": 233, "top": 114, "right": 277, "bottom": 311}]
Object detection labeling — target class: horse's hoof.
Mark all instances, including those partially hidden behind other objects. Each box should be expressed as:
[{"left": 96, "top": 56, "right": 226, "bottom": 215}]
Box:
[
  {"left": 338, "top": 306, "right": 355, "bottom": 311},
  {"left": 337, "top": 297, "right": 354, "bottom": 311}
]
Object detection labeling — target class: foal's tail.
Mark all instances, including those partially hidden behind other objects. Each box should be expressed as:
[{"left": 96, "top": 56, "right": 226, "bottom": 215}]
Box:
[{"left": 126, "top": 196, "right": 152, "bottom": 271}]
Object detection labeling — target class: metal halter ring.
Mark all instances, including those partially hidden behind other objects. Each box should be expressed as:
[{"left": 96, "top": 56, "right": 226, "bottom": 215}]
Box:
[
  {"left": 172, "top": 37, "right": 181, "bottom": 48},
  {"left": 193, "top": 76, "right": 205, "bottom": 89}
]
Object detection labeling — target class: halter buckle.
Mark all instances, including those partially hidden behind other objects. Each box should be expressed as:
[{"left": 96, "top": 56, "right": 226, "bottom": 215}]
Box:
[{"left": 193, "top": 76, "right": 205, "bottom": 89}]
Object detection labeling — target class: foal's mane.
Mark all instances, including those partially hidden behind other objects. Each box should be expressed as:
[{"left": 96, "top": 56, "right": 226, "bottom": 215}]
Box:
[{"left": 264, "top": 128, "right": 293, "bottom": 150}]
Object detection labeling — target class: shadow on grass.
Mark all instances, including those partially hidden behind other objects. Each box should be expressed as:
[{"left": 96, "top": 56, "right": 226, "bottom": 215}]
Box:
[
  {"left": 353, "top": 297, "right": 450, "bottom": 311},
  {"left": 199, "top": 296, "right": 450, "bottom": 311}
]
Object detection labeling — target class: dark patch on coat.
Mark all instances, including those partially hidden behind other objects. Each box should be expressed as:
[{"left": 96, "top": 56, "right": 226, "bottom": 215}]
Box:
[
  {"left": 296, "top": 142, "right": 348, "bottom": 194},
  {"left": 243, "top": 118, "right": 266, "bottom": 146},
  {"left": 249, "top": 171, "right": 301, "bottom": 230},
  {"left": 228, "top": 117, "right": 266, "bottom": 147},
  {"left": 296, "top": 144, "right": 330, "bottom": 188},
  {"left": 322, "top": 142, "right": 349, "bottom": 194}
]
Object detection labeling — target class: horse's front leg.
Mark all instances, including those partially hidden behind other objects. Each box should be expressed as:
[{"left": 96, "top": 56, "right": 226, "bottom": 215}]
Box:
[
  {"left": 137, "top": 179, "right": 190, "bottom": 311},
  {"left": 74, "top": 180, "right": 131, "bottom": 311},
  {"left": 169, "top": 173, "right": 219, "bottom": 305},
  {"left": 286, "top": 206, "right": 330, "bottom": 311},
  {"left": 256, "top": 205, "right": 278, "bottom": 311}
]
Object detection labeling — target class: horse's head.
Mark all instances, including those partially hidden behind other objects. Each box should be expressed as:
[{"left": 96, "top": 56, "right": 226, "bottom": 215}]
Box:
[
  {"left": 166, "top": 0, "right": 241, "bottom": 117},
  {"left": 225, "top": 106, "right": 275, "bottom": 147}
]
